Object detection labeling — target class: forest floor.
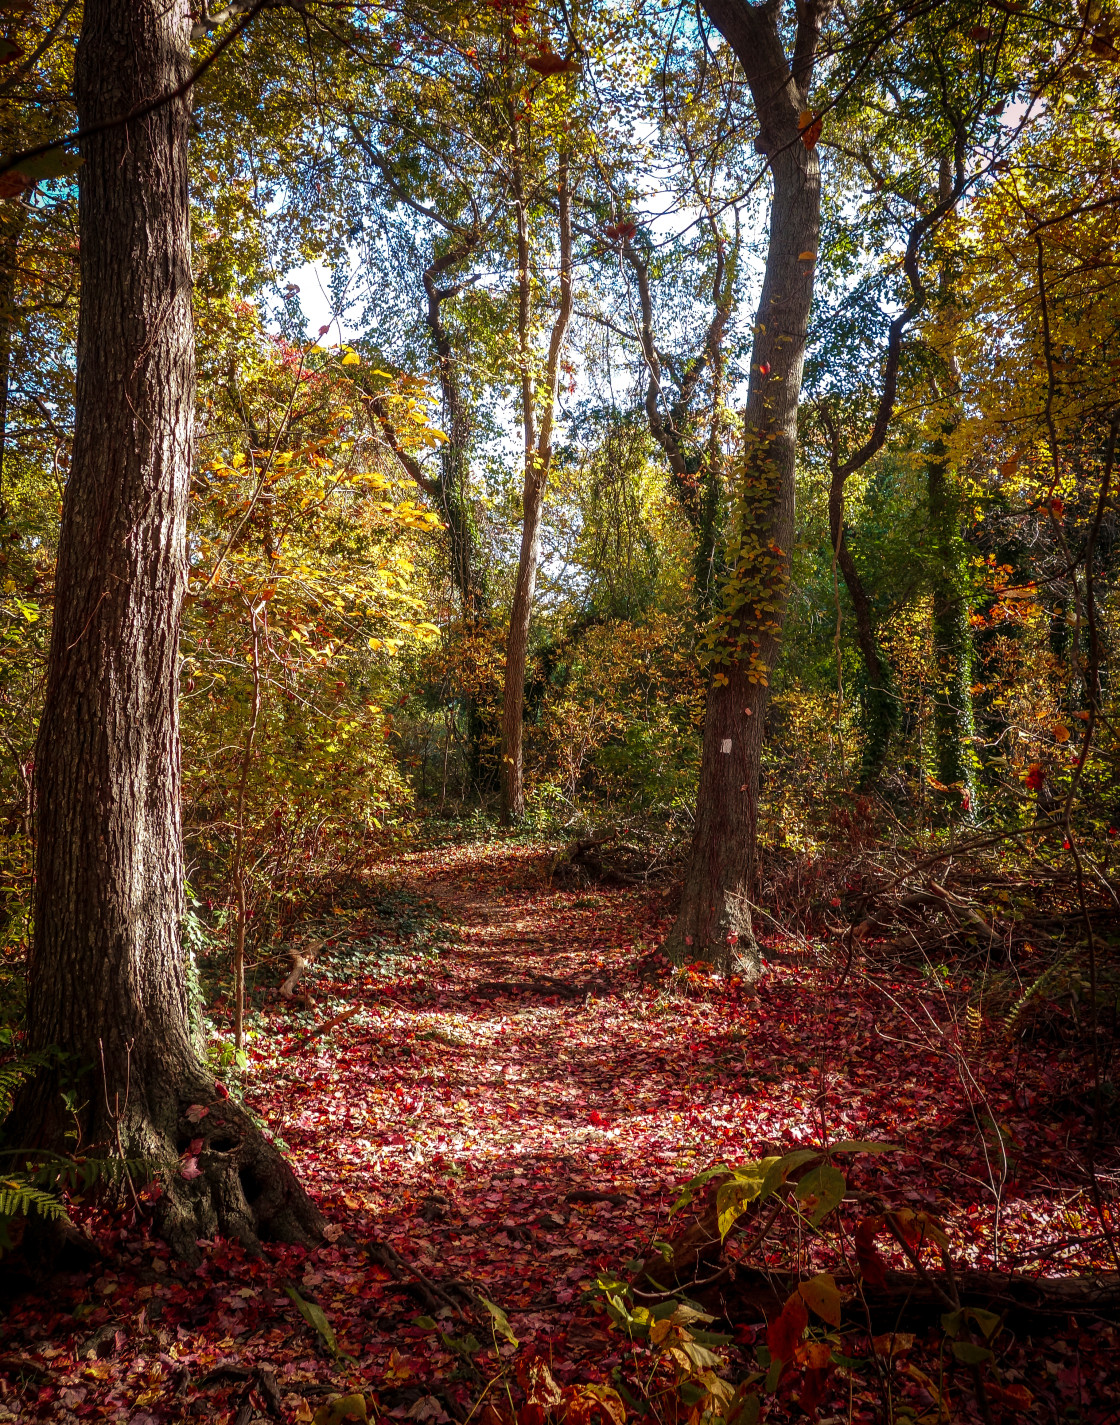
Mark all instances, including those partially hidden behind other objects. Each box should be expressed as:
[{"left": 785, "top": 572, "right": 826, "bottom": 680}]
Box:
[{"left": 2, "top": 836, "right": 1119, "bottom": 1423}]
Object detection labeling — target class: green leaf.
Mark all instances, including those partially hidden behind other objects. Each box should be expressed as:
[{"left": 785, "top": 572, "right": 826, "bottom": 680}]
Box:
[
  {"left": 670, "top": 1164, "right": 731, "bottom": 1216},
  {"left": 480, "top": 1295, "right": 518, "bottom": 1346},
  {"left": 941, "top": 1309, "right": 963, "bottom": 1338},
  {"left": 679, "top": 1381, "right": 709, "bottom": 1406},
  {"left": 967, "top": 1307, "right": 1002, "bottom": 1339},
  {"left": 729, "top": 1392, "right": 760, "bottom": 1425},
  {"left": 415, "top": 1316, "right": 438, "bottom": 1331},
  {"left": 951, "top": 1341, "right": 994, "bottom": 1365},
  {"left": 14, "top": 149, "right": 84, "bottom": 183},
  {"left": 760, "top": 1149, "right": 821, "bottom": 1198},
  {"left": 794, "top": 1164, "right": 846, "bottom": 1226},
  {"left": 313, "top": 1396, "right": 368, "bottom": 1425},
  {"left": 285, "top": 1285, "right": 350, "bottom": 1360},
  {"left": 716, "top": 1176, "right": 763, "bottom": 1238}
]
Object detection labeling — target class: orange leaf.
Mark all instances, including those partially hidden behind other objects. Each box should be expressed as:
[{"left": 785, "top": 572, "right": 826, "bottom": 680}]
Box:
[
  {"left": 1053, "top": 723, "right": 1070, "bottom": 742},
  {"left": 799, "top": 110, "right": 822, "bottom": 149},
  {"left": 767, "top": 1291, "right": 809, "bottom": 1363},
  {"left": 854, "top": 1215, "right": 888, "bottom": 1287},
  {"left": 527, "top": 52, "right": 579, "bottom": 75}
]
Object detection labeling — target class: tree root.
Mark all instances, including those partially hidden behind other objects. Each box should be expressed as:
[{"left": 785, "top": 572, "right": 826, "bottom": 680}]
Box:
[
  {"left": 367, "top": 1237, "right": 480, "bottom": 1319},
  {"left": 158, "top": 1088, "right": 325, "bottom": 1261},
  {"left": 6, "top": 1057, "right": 324, "bottom": 1267},
  {"left": 712, "top": 1264, "right": 1120, "bottom": 1327}
]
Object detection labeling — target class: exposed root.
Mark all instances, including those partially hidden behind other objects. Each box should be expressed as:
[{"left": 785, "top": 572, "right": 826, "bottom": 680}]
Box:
[{"left": 157, "top": 1088, "right": 325, "bottom": 1261}]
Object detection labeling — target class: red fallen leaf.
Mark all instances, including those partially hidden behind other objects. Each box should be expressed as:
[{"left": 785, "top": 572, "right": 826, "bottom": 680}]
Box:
[
  {"left": 563, "top": 1383, "right": 625, "bottom": 1425},
  {"left": 1025, "top": 762, "right": 1046, "bottom": 790},
  {"left": 185, "top": 1103, "right": 209, "bottom": 1123},
  {"left": 767, "top": 1290, "right": 809, "bottom": 1363},
  {"left": 214, "top": 1081, "right": 230, "bottom": 1099},
  {"left": 854, "top": 1215, "right": 888, "bottom": 1287},
  {"left": 800, "top": 1364, "right": 830, "bottom": 1419},
  {"left": 989, "top": 1382, "right": 1033, "bottom": 1408},
  {"left": 758, "top": 362, "right": 771, "bottom": 376},
  {"left": 180, "top": 1156, "right": 203, "bottom": 1181}
]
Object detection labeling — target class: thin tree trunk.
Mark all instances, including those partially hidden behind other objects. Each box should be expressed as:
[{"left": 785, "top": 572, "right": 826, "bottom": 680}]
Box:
[
  {"left": 665, "top": 0, "right": 833, "bottom": 971},
  {"left": 232, "top": 601, "right": 263, "bottom": 1051},
  {"left": 623, "top": 212, "right": 736, "bottom": 619},
  {"left": 0, "top": 202, "right": 27, "bottom": 519},
  {"left": 500, "top": 151, "right": 573, "bottom": 824},
  {"left": 12, "top": 0, "right": 321, "bottom": 1260},
  {"left": 928, "top": 430, "right": 976, "bottom": 802},
  {"left": 827, "top": 464, "right": 899, "bottom": 786}
]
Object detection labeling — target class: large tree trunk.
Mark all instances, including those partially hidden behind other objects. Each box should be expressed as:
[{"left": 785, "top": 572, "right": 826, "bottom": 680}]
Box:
[
  {"left": 500, "top": 152, "right": 573, "bottom": 824},
  {"left": 665, "top": 0, "right": 832, "bottom": 972},
  {"left": 11, "top": 0, "right": 321, "bottom": 1261}
]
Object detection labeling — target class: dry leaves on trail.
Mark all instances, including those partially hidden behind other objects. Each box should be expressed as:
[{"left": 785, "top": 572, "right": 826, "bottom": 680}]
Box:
[{"left": 1, "top": 838, "right": 1118, "bottom": 1423}]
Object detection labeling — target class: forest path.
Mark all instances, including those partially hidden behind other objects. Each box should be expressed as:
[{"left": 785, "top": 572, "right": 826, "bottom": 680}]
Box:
[
  {"left": 4, "top": 839, "right": 1111, "bottom": 1423},
  {"left": 253, "top": 838, "right": 1103, "bottom": 1377}
]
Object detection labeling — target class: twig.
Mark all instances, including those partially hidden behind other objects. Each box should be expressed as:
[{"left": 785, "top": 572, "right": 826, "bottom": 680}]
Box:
[{"left": 284, "top": 1005, "right": 362, "bottom": 1055}]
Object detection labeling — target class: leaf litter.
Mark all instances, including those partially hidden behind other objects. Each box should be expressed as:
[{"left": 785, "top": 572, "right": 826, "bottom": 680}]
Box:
[{"left": 1, "top": 836, "right": 1118, "bottom": 1422}]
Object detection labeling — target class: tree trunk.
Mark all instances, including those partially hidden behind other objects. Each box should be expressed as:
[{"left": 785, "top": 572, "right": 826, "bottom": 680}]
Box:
[
  {"left": 828, "top": 471, "right": 900, "bottom": 787},
  {"left": 0, "top": 202, "right": 26, "bottom": 518},
  {"left": 928, "top": 432, "right": 977, "bottom": 803},
  {"left": 624, "top": 213, "right": 736, "bottom": 622},
  {"left": 665, "top": 0, "right": 833, "bottom": 972},
  {"left": 10, "top": 0, "right": 321, "bottom": 1261},
  {"left": 500, "top": 152, "right": 573, "bottom": 824}
]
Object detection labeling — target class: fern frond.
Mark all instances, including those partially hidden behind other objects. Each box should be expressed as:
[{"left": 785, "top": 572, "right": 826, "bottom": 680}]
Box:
[
  {"left": 1004, "top": 953, "right": 1074, "bottom": 1038},
  {"left": 0, "top": 1176, "right": 70, "bottom": 1222},
  {"left": 0, "top": 1050, "right": 56, "bottom": 1117}
]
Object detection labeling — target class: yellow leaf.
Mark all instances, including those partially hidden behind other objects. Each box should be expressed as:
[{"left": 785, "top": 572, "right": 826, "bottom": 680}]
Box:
[
  {"left": 341, "top": 351, "right": 361, "bottom": 365},
  {"left": 1053, "top": 723, "right": 1070, "bottom": 742},
  {"left": 313, "top": 1397, "right": 368, "bottom": 1425},
  {"left": 798, "top": 251, "right": 817, "bottom": 261},
  {"left": 798, "top": 1272, "right": 842, "bottom": 1327}
]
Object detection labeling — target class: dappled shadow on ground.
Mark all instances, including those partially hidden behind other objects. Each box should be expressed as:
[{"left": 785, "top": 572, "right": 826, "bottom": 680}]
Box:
[{"left": 1, "top": 837, "right": 1116, "bottom": 1421}]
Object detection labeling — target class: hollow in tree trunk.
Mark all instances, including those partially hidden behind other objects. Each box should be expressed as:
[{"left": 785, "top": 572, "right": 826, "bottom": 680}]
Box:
[
  {"left": 664, "top": 0, "right": 833, "bottom": 973},
  {"left": 9, "top": 0, "right": 322, "bottom": 1261}
]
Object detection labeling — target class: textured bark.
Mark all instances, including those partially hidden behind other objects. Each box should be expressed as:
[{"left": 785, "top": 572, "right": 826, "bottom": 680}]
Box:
[
  {"left": 500, "top": 153, "right": 573, "bottom": 824},
  {"left": 12, "top": 0, "right": 321, "bottom": 1260},
  {"left": 665, "top": 0, "right": 833, "bottom": 972}
]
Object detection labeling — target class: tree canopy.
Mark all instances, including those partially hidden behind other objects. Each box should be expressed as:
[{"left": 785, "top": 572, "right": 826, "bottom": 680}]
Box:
[{"left": 1, "top": 0, "right": 1120, "bottom": 1418}]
